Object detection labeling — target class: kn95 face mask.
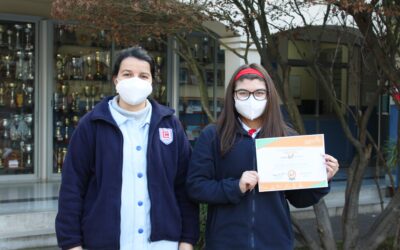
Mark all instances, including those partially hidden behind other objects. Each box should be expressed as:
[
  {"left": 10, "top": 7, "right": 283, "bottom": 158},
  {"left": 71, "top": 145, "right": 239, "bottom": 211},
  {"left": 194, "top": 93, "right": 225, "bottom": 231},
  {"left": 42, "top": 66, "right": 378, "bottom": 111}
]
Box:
[
  {"left": 116, "top": 77, "right": 152, "bottom": 106},
  {"left": 235, "top": 96, "right": 267, "bottom": 120}
]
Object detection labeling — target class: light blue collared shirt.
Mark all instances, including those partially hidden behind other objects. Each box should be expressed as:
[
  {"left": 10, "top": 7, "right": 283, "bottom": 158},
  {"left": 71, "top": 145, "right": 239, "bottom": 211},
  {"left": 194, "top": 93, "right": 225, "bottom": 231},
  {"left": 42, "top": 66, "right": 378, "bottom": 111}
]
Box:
[{"left": 109, "top": 97, "right": 178, "bottom": 250}]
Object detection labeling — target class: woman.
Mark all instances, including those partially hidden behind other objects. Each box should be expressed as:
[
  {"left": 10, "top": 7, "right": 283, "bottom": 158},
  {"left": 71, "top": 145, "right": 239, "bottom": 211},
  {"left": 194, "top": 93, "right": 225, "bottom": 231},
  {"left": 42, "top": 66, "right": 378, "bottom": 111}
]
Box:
[
  {"left": 186, "top": 63, "right": 339, "bottom": 250},
  {"left": 56, "top": 47, "right": 198, "bottom": 250}
]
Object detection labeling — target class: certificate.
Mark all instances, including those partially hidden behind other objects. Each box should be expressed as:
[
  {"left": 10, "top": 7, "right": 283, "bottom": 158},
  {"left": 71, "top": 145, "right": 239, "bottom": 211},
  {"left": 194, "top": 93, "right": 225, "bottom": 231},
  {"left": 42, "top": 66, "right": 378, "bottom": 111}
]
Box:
[{"left": 255, "top": 134, "right": 328, "bottom": 192}]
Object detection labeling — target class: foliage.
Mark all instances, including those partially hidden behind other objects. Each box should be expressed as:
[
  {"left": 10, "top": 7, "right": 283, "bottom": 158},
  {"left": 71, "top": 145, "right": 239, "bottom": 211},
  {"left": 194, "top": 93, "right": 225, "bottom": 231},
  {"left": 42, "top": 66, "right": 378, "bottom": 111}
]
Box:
[
  {"left": 52, "top": 0, "right": 208, "bottom": 45},
  {"left": 383, "top": 139, "right": 399, "bottom": 170},
  {"left": 51, "top": 0, "right": 218, "bottom": 122}
]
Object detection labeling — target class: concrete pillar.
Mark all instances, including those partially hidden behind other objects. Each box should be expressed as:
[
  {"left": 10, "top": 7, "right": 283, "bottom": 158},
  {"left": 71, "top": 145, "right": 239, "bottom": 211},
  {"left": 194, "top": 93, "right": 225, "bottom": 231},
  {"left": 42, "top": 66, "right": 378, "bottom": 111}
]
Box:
[{"left": 219, "top": 36, "right": 260, "bottom": 88}]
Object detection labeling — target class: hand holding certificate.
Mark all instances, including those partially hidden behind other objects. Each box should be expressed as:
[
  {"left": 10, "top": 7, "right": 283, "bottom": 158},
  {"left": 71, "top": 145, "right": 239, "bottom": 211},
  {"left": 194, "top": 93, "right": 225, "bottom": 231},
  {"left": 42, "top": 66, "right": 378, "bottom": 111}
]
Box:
[{"left": 256, "top": 134, "right": 328, "bottom": 192}]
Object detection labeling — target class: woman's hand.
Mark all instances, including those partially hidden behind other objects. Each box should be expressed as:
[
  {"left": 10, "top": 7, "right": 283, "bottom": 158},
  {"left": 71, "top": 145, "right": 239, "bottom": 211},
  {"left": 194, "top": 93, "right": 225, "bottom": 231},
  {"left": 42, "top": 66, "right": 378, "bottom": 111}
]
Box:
[
  {"left": 179, "top": 242, "right": 193, "bottom": 250},
  {"left": 239, "top": 171, "right": 259, "bottom": 193},
  {"left": 324, "top": 154, "right": 339, "bottom": 180},
  {"left": 68, "top": 247, "right": 82, "bottom": 250}
]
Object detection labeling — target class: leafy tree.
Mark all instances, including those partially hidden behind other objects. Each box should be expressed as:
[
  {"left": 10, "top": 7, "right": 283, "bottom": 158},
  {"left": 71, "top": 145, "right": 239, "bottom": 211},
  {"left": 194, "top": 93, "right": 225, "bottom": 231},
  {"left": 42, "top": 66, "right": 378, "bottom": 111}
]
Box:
[{"left": 51, "top": 0, "right": 234, "bottom": 122}]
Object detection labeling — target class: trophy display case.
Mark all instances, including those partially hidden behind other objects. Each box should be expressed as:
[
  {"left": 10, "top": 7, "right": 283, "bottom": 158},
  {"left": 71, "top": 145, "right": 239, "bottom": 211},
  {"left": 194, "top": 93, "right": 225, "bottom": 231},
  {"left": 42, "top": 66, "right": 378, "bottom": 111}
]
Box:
[
  {"left": 52, "top": 24, "right": 113, "bottom": 174},
  {"left": 51, "top": 25, "right": 169, "bottom": 174},
  {"left": 0, "top": 20, "right": 36, "bottom": 175}
]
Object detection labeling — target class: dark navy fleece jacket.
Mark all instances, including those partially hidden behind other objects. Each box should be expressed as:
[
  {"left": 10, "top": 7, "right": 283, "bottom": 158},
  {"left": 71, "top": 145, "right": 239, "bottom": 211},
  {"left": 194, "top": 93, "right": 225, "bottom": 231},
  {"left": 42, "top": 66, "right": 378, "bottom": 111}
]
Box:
[
  {"left": 187, "top": 124, "right": 330, "bottom": 250},
  {"left": 55, "top": 97, "right": 199, "bottom": 250}
]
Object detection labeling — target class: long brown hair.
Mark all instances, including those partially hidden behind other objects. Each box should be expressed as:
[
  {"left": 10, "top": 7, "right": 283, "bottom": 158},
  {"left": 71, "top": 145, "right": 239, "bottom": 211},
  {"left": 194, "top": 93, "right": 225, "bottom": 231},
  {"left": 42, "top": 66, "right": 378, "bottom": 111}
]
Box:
[{"left": 216, "top": 63, "right": 291, "bottom": 156}]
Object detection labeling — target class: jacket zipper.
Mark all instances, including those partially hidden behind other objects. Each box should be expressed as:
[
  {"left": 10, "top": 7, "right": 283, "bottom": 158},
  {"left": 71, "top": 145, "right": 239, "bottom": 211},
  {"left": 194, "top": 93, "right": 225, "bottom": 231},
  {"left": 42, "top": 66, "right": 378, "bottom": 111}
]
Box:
[{"left": 250, "top": 136, "right": 256, "bottom": 249}]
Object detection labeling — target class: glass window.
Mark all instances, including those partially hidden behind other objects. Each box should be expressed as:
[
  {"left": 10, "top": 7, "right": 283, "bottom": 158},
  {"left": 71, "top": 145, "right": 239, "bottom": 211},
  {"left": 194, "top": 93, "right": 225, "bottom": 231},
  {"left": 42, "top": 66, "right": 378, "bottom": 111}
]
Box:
[
  {"left": 0, "top": 20, "right": 36, "bottom": 175},
  {"left": 178, "top": 33, "right": 224, "bottom": 145}
]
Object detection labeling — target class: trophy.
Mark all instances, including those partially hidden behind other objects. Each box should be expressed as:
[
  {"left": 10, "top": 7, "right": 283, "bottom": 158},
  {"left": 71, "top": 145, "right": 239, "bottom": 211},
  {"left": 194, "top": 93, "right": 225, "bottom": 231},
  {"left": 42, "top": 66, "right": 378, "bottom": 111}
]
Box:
[
  {"left": 25, "top": 86, "right": 34, "bottom": 107},
  {"left": 15, "top": 82, "right": 26, "bottom": 108},
  {"left": 84, "top": 85, "right": 91, "bottom": 112},
  {"left": 6, "top": 29, "right": 13, "bottom": 50},
  {"left": 61, "top": 83, "right": 69, "bottom": 112},
  {"left": 14, "top": 24, "right": 23, "bottom": 51},
  {"left": 1, "top": 118, "right": 10, "bottom": 139},
  {"left": 64, "top": 117, "right": 70, "bottom": 142},
  {"left": 15, "top": 50, "right": 24, "bottom": 80},
  {"left": 9, "top": 114, "right": 20, "bottom": 141},
  {"left": 23, "top": 143, "right": 33, "bottom": 168},
  {"left": 27, "top": 52, "right": 34, "bottom": 80},
  {"left": 85, "top": 55, "right": 93, "bottom": 80},
  {"left": 0, "top": 83, "right": 4, "bottom": 106},
  {"left": 71, "top": 57, "right": 83, "bottom": 80},
  {"left": 56, "top": 147, "right": 63, "bottom": 173},
  {"left": 72, "top": 115, "right": 79, "bottom": 128},
  {"left": 62, "top": 147, "right": 67, "bottom": 165},
  {"left": 56, "top": 25, "right": 64, "bottom": 45},
  {"left": 90, "top": 85, "right": 98, "bottom": 109},
  {"left": 155, "top": 55, "right": 163, "bottom": 83},
  {"left": 4, "top": 54, "right": 12, "bottom": 78},
  {"left": 24, "top": 24, "right": 33, "bottom": 51},
  {"left": 8, "top": 82, "right": 17, "bottom": 108},
  {"left": 53, "top": 91, "right": 61, "bottom": 111},
  {"left": 71, "top": 91, "right": 80, "bottom": 112},
  {"left": 24, "top": 114, "right": 33, "bottom": 139},
  {"left": 55, "top": 121, "right": 63, "bottom": 142},
  {"left": 56, "top": 54, "right": 66, "bottom": 80},
  {"left": 17, "top": 114, "right": 29, "bottom": 140},
  {"left": 94, "top": 51, "right": 103, "bottom": 80},
  {"left": 0, "top": 25, "right": 4, "bottom": 47},
  {"left": 203, "top": 36, "right": 210, "bottom": 62},
  {"left": 193, "top": 43, "right": 199, "bottom": 58},
  {"left": 98, "top": 30, "right": 106, "bottom": 47}
]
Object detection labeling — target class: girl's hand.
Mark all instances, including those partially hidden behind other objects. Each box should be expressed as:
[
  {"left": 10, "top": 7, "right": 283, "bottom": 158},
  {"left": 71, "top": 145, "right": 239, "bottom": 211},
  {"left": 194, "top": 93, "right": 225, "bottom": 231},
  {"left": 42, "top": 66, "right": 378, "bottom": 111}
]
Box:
[
  {"left": 324, "top": 154, "right": 339, "bottom": 180},
  {"left": 239, "top": 171, "right": 259, "bottom": 193},
  {"left": 179, "top": 242, "right": 193, "bottom": 250}
]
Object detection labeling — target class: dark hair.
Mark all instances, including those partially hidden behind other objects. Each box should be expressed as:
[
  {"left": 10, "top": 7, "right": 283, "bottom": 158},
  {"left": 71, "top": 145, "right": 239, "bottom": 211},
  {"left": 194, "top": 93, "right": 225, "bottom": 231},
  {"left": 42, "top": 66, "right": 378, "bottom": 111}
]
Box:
[
  {"left": 112, "top": 47, "right": 155, "bottom": 78},
  {"left": 216, "top": 63, "right": 290, "bottom": 156}
]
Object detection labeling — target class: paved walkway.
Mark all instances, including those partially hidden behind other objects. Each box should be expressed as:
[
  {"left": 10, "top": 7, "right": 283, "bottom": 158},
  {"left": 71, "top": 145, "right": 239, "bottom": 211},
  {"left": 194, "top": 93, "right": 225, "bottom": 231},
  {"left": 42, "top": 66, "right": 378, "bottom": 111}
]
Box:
[{"left": 295, "top": 213, "right": 397, "bottom": 248}]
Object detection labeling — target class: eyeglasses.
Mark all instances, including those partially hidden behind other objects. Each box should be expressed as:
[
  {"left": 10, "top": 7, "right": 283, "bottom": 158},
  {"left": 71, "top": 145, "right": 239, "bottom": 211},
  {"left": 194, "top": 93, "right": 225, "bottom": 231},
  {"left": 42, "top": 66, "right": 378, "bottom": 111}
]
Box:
[{"left": 234, "top": 89, "right": 268, "bottom": 101}]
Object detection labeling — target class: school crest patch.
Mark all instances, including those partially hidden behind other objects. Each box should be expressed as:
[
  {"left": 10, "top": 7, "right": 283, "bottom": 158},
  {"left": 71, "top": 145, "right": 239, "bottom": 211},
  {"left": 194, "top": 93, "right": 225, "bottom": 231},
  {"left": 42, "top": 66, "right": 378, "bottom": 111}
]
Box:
[{"left": 159, "top": 128, "right": 173, "bottom": 145}]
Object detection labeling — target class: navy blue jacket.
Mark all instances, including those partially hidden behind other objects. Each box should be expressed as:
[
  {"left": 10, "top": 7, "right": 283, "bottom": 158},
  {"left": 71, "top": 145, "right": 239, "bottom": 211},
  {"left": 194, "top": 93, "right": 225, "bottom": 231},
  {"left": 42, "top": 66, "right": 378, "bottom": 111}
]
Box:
[
  {"left": 187, "top": 124, "right": 330, "bottom": 250},
  {"left": 56, "top": 97, "right": 199, "bottom": 250}
]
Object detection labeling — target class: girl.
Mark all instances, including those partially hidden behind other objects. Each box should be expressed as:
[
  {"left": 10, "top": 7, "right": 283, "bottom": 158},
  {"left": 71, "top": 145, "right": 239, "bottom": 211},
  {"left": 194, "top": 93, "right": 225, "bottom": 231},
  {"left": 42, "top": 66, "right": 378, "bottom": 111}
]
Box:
[{"left": 187, "top": 63, "right": 339, "bottom": 250}]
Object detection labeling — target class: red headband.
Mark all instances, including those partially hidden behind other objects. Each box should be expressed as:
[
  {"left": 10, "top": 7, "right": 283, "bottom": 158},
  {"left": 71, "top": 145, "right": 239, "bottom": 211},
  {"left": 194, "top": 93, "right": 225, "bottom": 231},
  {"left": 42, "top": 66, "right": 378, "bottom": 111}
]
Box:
[{"left": 234, "top": 68, "right": 265, "bottom": 81}]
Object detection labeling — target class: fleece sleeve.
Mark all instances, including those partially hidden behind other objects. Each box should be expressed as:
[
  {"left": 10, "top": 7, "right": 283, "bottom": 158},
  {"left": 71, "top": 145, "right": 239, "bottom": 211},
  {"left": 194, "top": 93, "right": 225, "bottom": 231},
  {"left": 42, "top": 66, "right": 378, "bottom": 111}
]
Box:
[
  {"left": 186, "top": 126, "right": 244, "bottom": 205},
  {"left": 285, "top": 183, "right": 330, "bottom": 208},
  {"left": 174, "top": 119, "right": 200, "bottom": 245}
]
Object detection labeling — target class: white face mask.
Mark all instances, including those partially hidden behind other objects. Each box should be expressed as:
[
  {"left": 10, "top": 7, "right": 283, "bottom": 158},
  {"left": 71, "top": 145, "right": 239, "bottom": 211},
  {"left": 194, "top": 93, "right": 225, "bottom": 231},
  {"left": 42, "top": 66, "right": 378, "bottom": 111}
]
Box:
[
  {"left": 235, "top": 96, "right": 267, "bottom": 120},
  {"left": 115, "top": 77, "right": 152, "bottom": 106}
]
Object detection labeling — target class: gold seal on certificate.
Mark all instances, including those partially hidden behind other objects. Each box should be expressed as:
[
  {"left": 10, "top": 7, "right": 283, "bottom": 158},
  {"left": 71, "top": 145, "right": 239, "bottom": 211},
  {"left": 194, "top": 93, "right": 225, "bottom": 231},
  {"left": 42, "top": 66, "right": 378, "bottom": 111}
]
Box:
[{"left": 255, "top": 134, "right": 328, "bottom": 192}]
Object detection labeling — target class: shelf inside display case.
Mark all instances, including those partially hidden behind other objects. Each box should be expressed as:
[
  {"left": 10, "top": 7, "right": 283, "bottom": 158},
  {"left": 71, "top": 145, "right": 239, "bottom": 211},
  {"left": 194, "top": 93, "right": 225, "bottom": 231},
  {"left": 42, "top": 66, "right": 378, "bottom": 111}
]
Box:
[
  {"left": 52, "top": 24, "right": 114, "bottom": 174},
  {"left": 0, "top": 19, "right": 36, "bottom": 175}
]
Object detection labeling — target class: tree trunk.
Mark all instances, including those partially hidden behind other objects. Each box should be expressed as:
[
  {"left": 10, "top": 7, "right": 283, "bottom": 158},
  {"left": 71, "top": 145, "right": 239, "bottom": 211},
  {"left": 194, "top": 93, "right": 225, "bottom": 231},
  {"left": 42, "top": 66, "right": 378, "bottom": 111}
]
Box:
[
  {"left": 188, "top": 60, "right": 215, "bottom": 123},
  {"left": 356, "top": 191, "right": 400, "bottom": 249},
  {"left": 313, "top": 199, "right": 336, "bottom": 250},
  {"left": 291, "top": 215, "right": 321, "bottom": 250},
  {"left": 342, "top": 154, "right": 370, "bottom": 250}
]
